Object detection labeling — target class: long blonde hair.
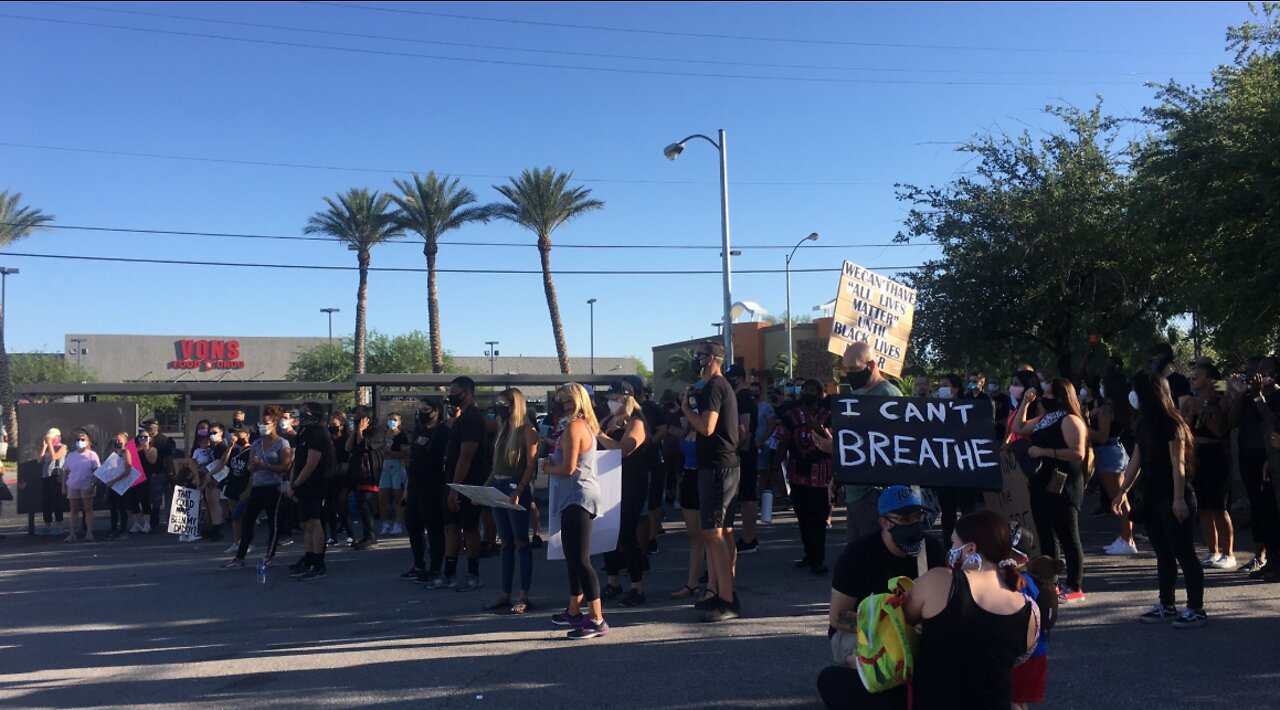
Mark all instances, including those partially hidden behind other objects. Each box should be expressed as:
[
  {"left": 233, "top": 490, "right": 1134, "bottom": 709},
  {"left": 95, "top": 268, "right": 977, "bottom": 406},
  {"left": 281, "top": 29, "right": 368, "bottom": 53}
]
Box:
[
  {"left": 559, "top": 383, "right": 601, "bottom": 436},
  {"left": 495, "top": 388, "right": 532, "bottom": 468}
]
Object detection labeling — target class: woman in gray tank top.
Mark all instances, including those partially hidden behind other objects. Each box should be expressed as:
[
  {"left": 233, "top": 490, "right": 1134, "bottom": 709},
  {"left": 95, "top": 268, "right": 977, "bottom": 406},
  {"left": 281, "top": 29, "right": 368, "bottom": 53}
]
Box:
[{"left": 545, "top": 383, "right": 610, "bottom": 639}]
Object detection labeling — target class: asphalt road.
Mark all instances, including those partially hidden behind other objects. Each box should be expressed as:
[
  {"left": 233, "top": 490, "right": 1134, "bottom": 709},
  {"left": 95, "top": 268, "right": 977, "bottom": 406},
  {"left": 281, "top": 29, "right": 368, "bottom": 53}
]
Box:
[{"left": 2, "top": 492, "right": 1278, "bottom": 709}]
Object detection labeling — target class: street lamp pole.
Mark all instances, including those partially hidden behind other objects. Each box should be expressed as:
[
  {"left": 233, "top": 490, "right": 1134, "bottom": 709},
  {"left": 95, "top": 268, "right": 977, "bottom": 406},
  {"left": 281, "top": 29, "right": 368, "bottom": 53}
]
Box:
[
  {"left": 70, "top": 337, "right": 86, "bottom": 368},
  {"left": 665, "top": 130, "right": 734, "bottom": 363},
  {"left": 785, "top": 233, "right": 820, "bottom": 379},
  {"left": 587, "top": 298, "right": 597, "bottom": 375},
  {"left": 485, "top": 341, "right": 499, "bottom": 375},
  {"left": 0, "top": 268, "right": 17, "bottom": 346},
  {"left": 320, "top": 308, "right": 340, "bottom": 344}
]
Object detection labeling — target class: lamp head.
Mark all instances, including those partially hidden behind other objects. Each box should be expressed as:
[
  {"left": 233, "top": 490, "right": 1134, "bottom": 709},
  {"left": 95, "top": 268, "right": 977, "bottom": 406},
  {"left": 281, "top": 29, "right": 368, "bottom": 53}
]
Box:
[
  {"left": 808, "top": 232, "right": 820, "bottom": 241},
  {"left": 662, "top": 142, "right": 684, "bottom": 161}
]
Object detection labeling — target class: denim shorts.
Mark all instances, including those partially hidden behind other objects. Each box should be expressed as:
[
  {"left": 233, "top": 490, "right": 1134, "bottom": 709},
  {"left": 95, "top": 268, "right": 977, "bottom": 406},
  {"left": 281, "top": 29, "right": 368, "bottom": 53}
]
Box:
[
  {"left": 379, "top": 459, "right": 405, "bottom": 489},
  {"left": 1093, "top": 442, "right": 1128, "bottom": 474}
]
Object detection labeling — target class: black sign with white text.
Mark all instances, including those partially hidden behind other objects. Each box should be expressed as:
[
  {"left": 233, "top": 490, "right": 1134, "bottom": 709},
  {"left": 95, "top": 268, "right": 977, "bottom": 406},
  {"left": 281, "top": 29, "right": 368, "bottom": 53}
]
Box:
[{"left": 831, "top": 396, "right": 1001, "bottom": 490}]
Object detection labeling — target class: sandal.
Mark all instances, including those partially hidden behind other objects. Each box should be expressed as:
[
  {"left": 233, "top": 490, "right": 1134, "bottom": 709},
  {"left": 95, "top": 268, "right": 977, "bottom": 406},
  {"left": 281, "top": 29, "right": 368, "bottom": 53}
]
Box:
[
  {"left": 670, "top": 584, "right": 699, "bottom": 600},
  {"left": 511, "top": 599, "right": 534, "bottom": 615},
  {"left": 484, "top": 597, "right": 512, "bottom": 612}
]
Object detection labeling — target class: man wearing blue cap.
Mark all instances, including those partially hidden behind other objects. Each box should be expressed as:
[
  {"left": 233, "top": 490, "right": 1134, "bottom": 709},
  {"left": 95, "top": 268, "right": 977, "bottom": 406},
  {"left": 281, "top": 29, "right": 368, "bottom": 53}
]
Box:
[{"left": 819, "top": 485, "right": 945, "bottom": 709}]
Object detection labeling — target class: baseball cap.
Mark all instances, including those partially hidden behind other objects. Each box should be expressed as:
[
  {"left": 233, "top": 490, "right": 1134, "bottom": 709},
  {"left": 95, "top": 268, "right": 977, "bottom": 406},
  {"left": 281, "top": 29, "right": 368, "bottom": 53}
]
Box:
[
  {"left": 608, "top": 380, "right": 635, "bottom": 397},
  {"left": 878, "top": 485, "right": 925, "bottom": 517},
  {"left": 725, "top": 364, "right": 747, "bottom": 381}
]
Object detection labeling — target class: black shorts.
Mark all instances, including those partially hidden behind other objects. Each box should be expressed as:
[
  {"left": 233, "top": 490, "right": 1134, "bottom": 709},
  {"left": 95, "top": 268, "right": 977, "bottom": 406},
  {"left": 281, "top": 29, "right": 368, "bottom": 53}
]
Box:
[
  {"left": 646, "top": 464, "right": 666, "bottom": 511},
  {"left": 443, "top": 491, "right": 482, "bottom": 531},
  {"left": 736, "top": 455, "right": 759, "bottom": 503},
  {"left": 296, "top": 494, "right": 324, "bottom": 522},
  {"left": 679, "top": 469, "right": 700, "bottom": 511},
  {"left": 1192, "top": 444, "right": 1231, "bottom": 512},
  {"left": 699, "top": 467, "right": 740, "bottom": 530}
]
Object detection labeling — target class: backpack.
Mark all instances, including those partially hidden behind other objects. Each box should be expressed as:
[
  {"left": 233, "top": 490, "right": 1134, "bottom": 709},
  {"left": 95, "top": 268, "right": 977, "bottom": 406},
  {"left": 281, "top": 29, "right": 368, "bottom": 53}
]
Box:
[{"left": 853, "top": 575, "right": 919, "bottom": 694}]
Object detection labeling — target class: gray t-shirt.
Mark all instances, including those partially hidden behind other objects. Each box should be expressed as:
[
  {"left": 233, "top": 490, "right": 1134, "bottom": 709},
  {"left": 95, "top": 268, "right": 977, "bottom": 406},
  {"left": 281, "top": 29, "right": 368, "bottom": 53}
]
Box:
[
  {"left": 845, "top": 378, "right": 904, "bottom": 502},
  {"left": 549, "top": 427, "right": 599, "bottom": 518},
  {"left": 249, "top": 436, "right": 291, "bottom": 488}
]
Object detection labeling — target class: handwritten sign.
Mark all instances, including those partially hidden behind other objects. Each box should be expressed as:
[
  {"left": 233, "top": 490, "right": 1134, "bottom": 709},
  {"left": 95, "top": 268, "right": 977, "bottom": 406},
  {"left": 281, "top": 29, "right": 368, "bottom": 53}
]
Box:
[
  {"left": 826, "top": 261, "right": 917, "bottom": 377},
  {"left": 448, "top": 483, "right": 525, "bottom": 511},
  {"left": 831, "top": 396, "right": 1001, "bottom": 490},
  {"left": 167, "top": 486, "right": 202, "bottom": 535},
  {"left": 547, "top": 450, "right": 622, "bottom": 561},
  {"left": 795, "top": 338, "right": 836, "bottom": 382},
  {"left": 984, "top": 448, "right": 1041, "bottom": 557},
  {"left": 93, "top": 453, "right": 145, "bottom": 496}
]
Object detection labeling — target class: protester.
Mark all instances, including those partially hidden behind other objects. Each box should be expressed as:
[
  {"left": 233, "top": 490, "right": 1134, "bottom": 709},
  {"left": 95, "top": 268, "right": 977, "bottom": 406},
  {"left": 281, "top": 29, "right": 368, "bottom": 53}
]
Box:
[
  {"left": 482, "top": 388, "right": 540, "bottom": 614},
  {"left": 1015, "top": 378, "right": 1088, "bottom": 604},
  {"left": 726, "top": 366, "right": 761, "bottom": 555},
  {"left": 142, "top": 419, "right": 176, "bottom": 530},
  {"left": 379, "top": 412, "right": 410, "bottom": 537},
  {"left": 1112, "top": 371, "right": 1207, "bottom": 627},
  {"left": 638, "top": 384, "right": 669, "bottom": 556},
  {"left": 38, "top": 428, "right": 67, "bottom": 536},
  {"left": 324, "top": 412, "right": 351, "bottom": 546},
  {"left": 774, "top": 378, "right": 834, "bottom": 575},
  {"left": 1005, "top": 371, "right": 1043, "bottom": 445},
  {"left": 670, "top": 417, "right": 707, "bottom": 600},
  {"left": 817, "top": 486, "right": 944, "bottom": 710},
  {"left": 105, "top": 432, "right": 139, "bottom": 539},
  {"left": 1183, "top": 363, "right": 1235, "bottom": 569},
  {"left": 220, "top": 428, "right": 253, "bottom": 554},
  {"left": 222, "top": 406, "right": 292, "bottom": 569},
  {"left": 1228, "top": 357, "right": 1280, "bottom": 580},
  {"left": 1092, "top": 370, "right": 1137, "bottom": 555},
  {"left": 598, "top": 380, "right": 651, "bottom": 607},
  {"left": 402, "top": 398, "right": 449, "bottom": 583},
  {"left": 345, "top": 405, "right": 384, "bottom": 550},
  {"left": 751, "top": 380, "right": 779, "bottom": 534},
  {"left": 433, "top": 376, "right": 489, "bottom": 592},
  {"left": 680, "top": 340, "right": 741, "bottom": 623},
  {"left": 933, "top": 373, "right": 980, "bottom": 542},
  {"left": 546, "top": 383, "right": 610, "bottom": 639},
  {"left": 197, "top": 424, "right": 227, "bottom": 542},
  {"left": 284, "top": 402, "right": 335, "bottom": 580},
  {"left": 61, "top": 430, "right": 100, "bottom": 542},
  {"left": 841, "top": 342, "right": 903, "bottom": 542}
]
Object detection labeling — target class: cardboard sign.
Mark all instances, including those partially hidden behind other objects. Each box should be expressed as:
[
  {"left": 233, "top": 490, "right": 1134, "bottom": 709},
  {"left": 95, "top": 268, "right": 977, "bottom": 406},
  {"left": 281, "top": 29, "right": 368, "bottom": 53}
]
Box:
[
  {"left": 826, "top": 261, "right": 917, "bottom": 377},
  {"left": 984, "top": 449, "right": 1041, "bottom": 557},
  {"left": 831, "top": 396, "right": 1001, "bottom": 490},
  {"left": 795, "top": 338, "right": 836, "bottom": 383},
  {"left": 167, "top": 485, "right": 202, "bottom": 535},
  {"left": 547, "top": 450, "right": 622, "bottom": 561}
]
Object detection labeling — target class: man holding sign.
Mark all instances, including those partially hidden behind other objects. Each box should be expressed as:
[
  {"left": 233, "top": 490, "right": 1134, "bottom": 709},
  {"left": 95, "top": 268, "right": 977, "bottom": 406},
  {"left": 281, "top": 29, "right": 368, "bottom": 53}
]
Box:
[{"left": 840, "top": 342, "right": 904, "bottom": 543}]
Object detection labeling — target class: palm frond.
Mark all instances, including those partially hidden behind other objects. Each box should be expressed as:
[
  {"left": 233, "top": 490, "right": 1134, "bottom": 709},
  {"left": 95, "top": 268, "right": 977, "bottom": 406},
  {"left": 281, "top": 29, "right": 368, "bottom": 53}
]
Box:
[
  {"left": 303, "top": 187, "right": 403, "bottom": 250},
  {"left": 0, "top": 191, "right": 55, "bottom": 247},
  {"left": 491, "top": 167, "right": 604, "bottom": 242}
]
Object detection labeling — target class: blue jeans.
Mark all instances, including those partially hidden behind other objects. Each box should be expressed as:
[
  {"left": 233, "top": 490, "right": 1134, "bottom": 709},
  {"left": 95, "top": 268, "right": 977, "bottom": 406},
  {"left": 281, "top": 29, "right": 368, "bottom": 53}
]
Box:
[{"left": 491, "top": 478, "right": 532, "bottom": 595}]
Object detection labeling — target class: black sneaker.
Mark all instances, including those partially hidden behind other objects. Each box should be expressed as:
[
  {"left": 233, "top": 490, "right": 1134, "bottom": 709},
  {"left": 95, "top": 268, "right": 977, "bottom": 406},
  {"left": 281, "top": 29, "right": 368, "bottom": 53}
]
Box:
[
  {"left": 353, "top": 538, "right": 376, "bottom": 551},
  {"left": 736, "top": 538, "right": 759, "bottom": 554},
  {"left": 1240, "top": 556, "right": 1266, "bottom": 574},
  {"left": 288, "top": 557, "right": 311, "bottom": 575},
  {"left": 401, "top": 567, "right": 427, "bottom": 581},
  {"left": 694, "top": 591, "right": 720, "bottom": 611},
  {"left": 530, "top": 535, "right": 544, "bottom": 549},
  {"left": 794, "top": 557, "right": 812, "bottom": 569},
  {"left": 648, "top": 539, "right": 659, "bottom": 555},
  {"left": 1139, "top": 604, "right": 1177, "bottom": 623},
  {"left": 298, "top": 566, "right": 327, "bottom": 581},
  {"left": 699, "top": 598, "right": 740, "bottom": 623},
  {"left": 600, "top": 584, "right": 624, "bottom": 601},
  {"left": 811, "top": 562, "right": 830, "bottom": 576},
  {"left": 617, "top": 589, "right": 646, "bottom": 608},
  {"left": 1172, "top": 607, "right": 1207, "bottom": 629}
]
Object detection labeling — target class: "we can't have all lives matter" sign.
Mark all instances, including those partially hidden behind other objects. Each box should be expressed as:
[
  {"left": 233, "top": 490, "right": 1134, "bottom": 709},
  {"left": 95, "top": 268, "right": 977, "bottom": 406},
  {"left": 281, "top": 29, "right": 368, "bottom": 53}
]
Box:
[{"left": 826, "top": 261, "right": 917, "bottom": 377}]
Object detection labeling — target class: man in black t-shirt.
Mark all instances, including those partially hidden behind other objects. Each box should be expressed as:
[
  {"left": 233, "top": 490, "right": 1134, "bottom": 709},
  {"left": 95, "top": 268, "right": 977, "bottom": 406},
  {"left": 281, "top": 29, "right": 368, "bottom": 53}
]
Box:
[
  {"left": 433, "top": 376, "right": 489, "bottom": 592},
  {"left": 680, "top": 340, "right": 740, "bottom": 622},
  {"left": 726, "top": 365, "right": 762, "bottom": 555},
  {"left": 638, "top": 384, "right": 669, "bottom": 553},
  {"left": 287, "top": 402, "right": 336, "bottom": 580},
  {"left": 403, "top": 398, "right": 450, "bottom": 583}
]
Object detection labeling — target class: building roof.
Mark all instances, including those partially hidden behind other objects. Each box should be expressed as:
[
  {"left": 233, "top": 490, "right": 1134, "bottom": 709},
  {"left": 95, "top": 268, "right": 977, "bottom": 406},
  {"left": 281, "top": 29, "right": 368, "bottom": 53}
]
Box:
[{"left": 453, "top": 356, "right": 639, "bottom": 377}]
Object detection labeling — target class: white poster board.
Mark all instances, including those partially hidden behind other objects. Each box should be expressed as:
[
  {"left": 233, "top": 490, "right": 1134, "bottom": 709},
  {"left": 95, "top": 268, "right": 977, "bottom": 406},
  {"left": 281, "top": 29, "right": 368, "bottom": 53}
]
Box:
[
  {"left": 547, "top": 449, "right": 622, "bottom": 561},
  {"left": 448, "top": 483, "right": 525, "bottom": 511},
  {"left": 93, "top": 452, "right": 145, "bottom": 496},
  {"left": 167, "top": 485, "right": 202, "bottom": 535}
]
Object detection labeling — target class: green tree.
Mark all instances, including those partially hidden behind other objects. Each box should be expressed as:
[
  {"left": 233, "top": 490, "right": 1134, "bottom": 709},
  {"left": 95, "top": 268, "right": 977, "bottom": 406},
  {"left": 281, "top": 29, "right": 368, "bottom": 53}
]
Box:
[
  {"left": 763, "top": 311, "right": 813, "bottom": 326},
  {"left": 9, "top": 353, "right": 95, "bottom": 386},
  {"left": 391, "top": 173, "right": 495, "bottom": 374},
  {"left": 663, "top": 348, "right": 696, "bottom": 387},
  {"left": 0, "top": 191, "right": 54, "bottom": 446},
  {"left": 286, "top": 330, "right": 459, "bottom": 409},
  {"left": 1134, "top": 3, "right": 1280, "bottom": 361},
  {"left": 491, "top": 168, "right": 604, "bottom": 375},
  {"left": 304, "top": 188, "right": 404, "bottom": 383},
  {"left": 896, "top": 101, "right": 1170, "bottom": 376}
]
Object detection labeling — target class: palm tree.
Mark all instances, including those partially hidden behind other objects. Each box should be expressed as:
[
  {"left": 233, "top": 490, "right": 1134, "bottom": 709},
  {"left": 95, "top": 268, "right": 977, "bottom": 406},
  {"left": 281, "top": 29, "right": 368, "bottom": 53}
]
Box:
[
  {"left": 391, "top": 173, "right": 494, "bottom": 374},
  {"left": 663, "top": 348, "right": 696, "bottom": 387},
  {"left": 0, "top": 191, "right": 54, "bottom": 449},
  {"left": 491, "top": 168, "right": 603, "bottom": 375},
  {"left": 304, "top": 188, "right": 403, "bottom": 385}
]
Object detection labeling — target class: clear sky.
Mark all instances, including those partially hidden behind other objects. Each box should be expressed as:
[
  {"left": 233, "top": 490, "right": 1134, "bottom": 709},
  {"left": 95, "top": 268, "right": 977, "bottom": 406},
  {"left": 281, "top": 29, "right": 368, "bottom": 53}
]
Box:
[{"left": 2, "top": 1, "right": 1249, "bottom": 369}]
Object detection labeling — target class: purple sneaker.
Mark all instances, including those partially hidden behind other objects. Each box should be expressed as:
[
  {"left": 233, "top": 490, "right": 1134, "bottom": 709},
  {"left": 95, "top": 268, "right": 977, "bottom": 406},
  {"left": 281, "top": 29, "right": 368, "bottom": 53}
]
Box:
[
  {"left": 551, "top": 610, "right": 585, "bottom": 627},
  {"left": 567, "top": 618, "right": 609, "bottom": 640}
]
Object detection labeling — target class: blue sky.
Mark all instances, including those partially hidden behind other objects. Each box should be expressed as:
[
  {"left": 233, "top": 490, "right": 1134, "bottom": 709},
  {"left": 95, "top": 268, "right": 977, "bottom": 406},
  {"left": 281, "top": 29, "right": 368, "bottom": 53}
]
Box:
[{"left": 3, "top": 1, "right": 1248, "bottom": 369}]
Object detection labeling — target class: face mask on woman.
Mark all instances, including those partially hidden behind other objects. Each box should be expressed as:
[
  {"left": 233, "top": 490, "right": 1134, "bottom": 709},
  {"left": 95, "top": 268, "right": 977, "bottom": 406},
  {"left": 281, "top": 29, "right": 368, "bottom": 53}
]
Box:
[
  {"left": 1129, "top": 391, "right": 1141, "bottom": 411},
  {"left": 1008, "top": 385, "right": 1025, "bottom": 402},
  {"left": 259, "top": 423, "right": 272, "bottom": 436},
  {"left": 937, "top": 386, "right": 953, "bottom": 399},
  {"left": 607, "top": 400, "right": 624, "bottom": 415},
  {"left": 1077, "top": 388, "right": 1089, "bottom": 403},
  {"left": 76, "top": 440, "right": 88, "bottom": 451},
  {"left": 946, "top": 543, "right": 983, "bottom": 571},
  {"left": 386, "top": 419, "right": 399, "bottom": 430}
]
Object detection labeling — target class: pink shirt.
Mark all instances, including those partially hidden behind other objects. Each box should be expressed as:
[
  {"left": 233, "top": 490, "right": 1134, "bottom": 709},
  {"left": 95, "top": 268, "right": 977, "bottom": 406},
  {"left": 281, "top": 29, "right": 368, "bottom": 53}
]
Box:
[{"left": 63, "top": 449, "right": 101, "bottom": 489}]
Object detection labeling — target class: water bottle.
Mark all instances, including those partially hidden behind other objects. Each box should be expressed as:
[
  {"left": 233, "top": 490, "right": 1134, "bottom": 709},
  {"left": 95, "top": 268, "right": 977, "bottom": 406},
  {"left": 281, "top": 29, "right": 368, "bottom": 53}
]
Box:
[
  {"left": 256, "top": 558, "right": 267, "bottom": 585},
  {"left": 761, "top": 490, "right": 774, "bottom": 524}
]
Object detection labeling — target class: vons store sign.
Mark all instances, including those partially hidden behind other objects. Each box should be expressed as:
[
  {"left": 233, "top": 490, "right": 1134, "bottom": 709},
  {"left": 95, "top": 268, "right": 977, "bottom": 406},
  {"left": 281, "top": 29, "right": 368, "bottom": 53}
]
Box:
[{"left": 168, "top": 339, "right": 245, "bottom": 371}]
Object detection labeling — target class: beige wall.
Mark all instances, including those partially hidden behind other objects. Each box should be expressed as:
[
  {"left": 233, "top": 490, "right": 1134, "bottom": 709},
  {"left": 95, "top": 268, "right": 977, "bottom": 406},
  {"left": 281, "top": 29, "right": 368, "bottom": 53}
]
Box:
[{"left": 64, "top": 334, "right": 329, "bottom": 382}]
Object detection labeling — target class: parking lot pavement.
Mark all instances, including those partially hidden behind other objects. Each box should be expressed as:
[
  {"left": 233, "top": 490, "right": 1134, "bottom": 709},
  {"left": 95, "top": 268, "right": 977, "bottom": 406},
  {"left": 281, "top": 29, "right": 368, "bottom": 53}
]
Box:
[{"left": 2, "top": 496, "right": 1278, "bottom": 709}]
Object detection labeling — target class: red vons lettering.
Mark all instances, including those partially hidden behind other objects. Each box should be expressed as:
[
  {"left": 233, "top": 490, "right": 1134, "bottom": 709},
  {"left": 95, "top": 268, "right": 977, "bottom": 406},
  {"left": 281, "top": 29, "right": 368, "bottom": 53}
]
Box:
[{"left": 169, "top": 339, "right": 244, "bottom": 371}]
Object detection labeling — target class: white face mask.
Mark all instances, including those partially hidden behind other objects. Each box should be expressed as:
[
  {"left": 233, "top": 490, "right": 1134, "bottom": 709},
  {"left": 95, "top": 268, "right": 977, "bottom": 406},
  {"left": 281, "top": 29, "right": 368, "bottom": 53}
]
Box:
[
  {"left": 259, "top": 424, "right": 272, "bottom": 435},
  {"left": 76, "top": 440, "right": 88, "bottom": 450},
  {"left": 210, "top": 433, "right": 223, "bottom": 443},
  {"left": 1099, "top": 385, "right": 1107, "bottom": 399},
  {"left": 387, "top": 419, "right": 399, "bottom": 429},
  {"left": 607, "top": 400, "right": 624, "bottom": 415},
  {"left": 1078, "top": 388, "right": 1088, "bottom": 403},
  {"left": 1039, "top": 381, "right": 1051, "bottom": 391},
  {"left": 937, "top": 387, "right": 953, "bottom": 399},
  {"left": 1129, "top": 391, "right": 1141, "bottom": 411}
]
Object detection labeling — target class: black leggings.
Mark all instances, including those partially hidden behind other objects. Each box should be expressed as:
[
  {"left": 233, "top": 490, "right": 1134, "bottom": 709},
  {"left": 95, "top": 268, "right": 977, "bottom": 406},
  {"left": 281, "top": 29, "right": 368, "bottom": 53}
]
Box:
[
  {"left": 1145, "top": 494, "right": 1204, "bottom": 609},
  {"left": 324, "top": 479, "right": 350, "bottom": 540},
  {"left": 561, "top": 505, "right": 600, "bottom": 603},
  {"left": 793, "top": 484, "right": 831, "bottom": 565},
  {"left": 1241, "top": 453, "right": 1279, "bottom": 553},
  {"left": 1030, "top": 472, "right": 1085, "bottom": 589},
  {"left": 109, "top": 491, "right": 130, "bottom": 533},
  {"left": 604, "top": 466, "right": 648, "bottom": 583},
  {"left": 816, "top": 666, "right": 907, "bottom": 710},
  {"left": 126, "top": 484, "right": 151, "bottom": 516},
  {"left": 351, "top": 490, "right": 378, "bottom": 542},
  {"left": 236, "top": 486, "right": 281, "bottom": 560},
  {"left": 42, "top": 476, "right": 65, "bottom": 524},
  {"left": 405, "top": 479, "right": 446, "bottom": 573}
]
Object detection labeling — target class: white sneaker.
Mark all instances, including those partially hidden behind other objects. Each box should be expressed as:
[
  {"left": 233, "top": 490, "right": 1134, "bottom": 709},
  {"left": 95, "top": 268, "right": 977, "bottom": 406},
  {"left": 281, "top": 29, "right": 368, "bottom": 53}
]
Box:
[
  {"left": 379, "top": 522, "right": 392, "bottom": 536},
  {"left": 141, "top": 523, "right": 152, "bottom": 534},
  {"left": 1105, "top": 539, "right": 1139, "bottom": 555},
  {"left": 223, "top": 543, "right": 239, "bottom": 555},
  {"left": 189, "top": 533, "right": 203, "bottom": 542},
  {"left": 129, "top": 522, "right": 141, "bottom": 533},
  {"left": 1209, "top": 555, "right": 1238, "bottom": 570},
  {"left": 1201, "top": 552, "right": 1223, "bottom": 568},
  {"left": 391, "top": 523, "right": 403, "bottom": 536}
]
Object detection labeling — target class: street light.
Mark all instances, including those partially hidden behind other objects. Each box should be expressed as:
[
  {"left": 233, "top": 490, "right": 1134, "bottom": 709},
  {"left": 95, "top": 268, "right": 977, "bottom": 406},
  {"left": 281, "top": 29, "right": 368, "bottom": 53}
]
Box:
[
  {"left": 320, "top": 308, "right": 340, "bottom": 344},
  {"left": 665, "top": 129, "right": 734, "bottom": 363},
  {"left": 587, "top": 298, "right": 597, "bottom": 374},
  {"left": 485, "top": 341, "right": 500, "bottom": 375},
  {"left": 0, "top": 268, "right": 17, "bottom": 359},
  {"left": 69, "top": 337, "right": 86, "bottom": 368},
  {"left": 786, "top": 232, "right": 820, "bottom": 379}
]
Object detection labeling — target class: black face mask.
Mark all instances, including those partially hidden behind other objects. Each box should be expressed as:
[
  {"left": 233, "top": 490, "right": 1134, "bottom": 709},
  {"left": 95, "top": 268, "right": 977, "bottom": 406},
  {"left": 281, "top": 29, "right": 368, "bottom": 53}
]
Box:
[
  {"left": 889, "top": 521, "right": 926, "bottom": 555},
  {"left": 495, "top": 403, "right": 511, "bottom": 420},
  {"left": 415, "top": 411, "right": 434, "bottom": 427},
  {"left": 690, "top": 355, "right": 706, "bottom": 378},
  {"left": 800, "top": 393, "right": 820, "bottom": 406},
  {"left": 1040, "top": 398, "right": 1062, "bottom": 413},
  {"left": 446, "top": 393, "right": 465, "bottom": 408},
  {"left": 328, "top": 425, "right": 341, "bottom": 435},
  {"left": 846, "top": 368, "right": 872, "bottom": 391}
]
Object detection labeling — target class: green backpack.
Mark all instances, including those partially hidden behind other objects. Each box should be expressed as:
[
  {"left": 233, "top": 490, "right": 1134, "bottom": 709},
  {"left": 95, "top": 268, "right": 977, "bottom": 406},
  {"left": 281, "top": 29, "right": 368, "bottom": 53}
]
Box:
[{"left": 854, "top": 575, "right": 919, "bottom": 693}]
